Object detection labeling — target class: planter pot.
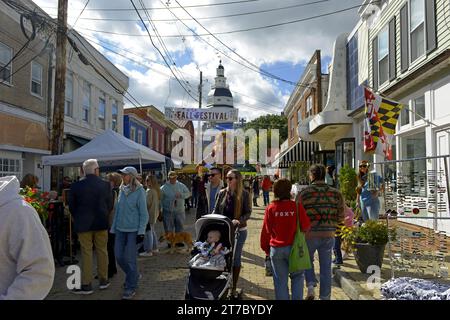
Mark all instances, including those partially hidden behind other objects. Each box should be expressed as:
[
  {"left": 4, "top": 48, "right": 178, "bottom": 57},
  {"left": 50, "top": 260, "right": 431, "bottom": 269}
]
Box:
[{"left": 353, "top": 243, "right": 386, "bottom": 274}]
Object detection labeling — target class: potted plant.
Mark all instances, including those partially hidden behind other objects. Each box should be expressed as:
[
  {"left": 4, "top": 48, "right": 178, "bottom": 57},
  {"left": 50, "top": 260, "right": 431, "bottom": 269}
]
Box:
[{"left": 339, "top": 220, "right": 396, "bottom": 273}]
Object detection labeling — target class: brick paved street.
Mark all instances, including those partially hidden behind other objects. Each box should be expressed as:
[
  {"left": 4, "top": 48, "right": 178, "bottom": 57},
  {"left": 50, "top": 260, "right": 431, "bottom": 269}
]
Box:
[{"left": 47, "top": 194, "right": 349, "bottom": 300}]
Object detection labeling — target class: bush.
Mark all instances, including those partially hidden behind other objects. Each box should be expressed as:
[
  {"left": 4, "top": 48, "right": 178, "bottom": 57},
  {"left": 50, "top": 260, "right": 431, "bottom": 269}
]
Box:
[
  {"left": 338, "top": 164, "right": 358, "bottom": 205},
  {"left": 339, "top": 220, "right": 396, "bottom": 247}
]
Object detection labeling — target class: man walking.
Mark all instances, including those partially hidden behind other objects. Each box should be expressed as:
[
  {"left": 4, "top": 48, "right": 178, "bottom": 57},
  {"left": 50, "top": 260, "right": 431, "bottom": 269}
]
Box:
[
  {"left": 252, "top": 177, "right": 260, "bottom": 207},
  {"left": 298, "top": 164, "right": 345, "bottom": 300},
  {"left": 262, "top": 176, "right": 272, "bottom": 206},
  {"left": 69, "top": 159, "right": 113, "bottom": 294},
  {"left": 195, "top": 167, "right": 224, "bottom": 219},
  {"left": 160, "top": 171, "right": 191, "bottom": 235}
]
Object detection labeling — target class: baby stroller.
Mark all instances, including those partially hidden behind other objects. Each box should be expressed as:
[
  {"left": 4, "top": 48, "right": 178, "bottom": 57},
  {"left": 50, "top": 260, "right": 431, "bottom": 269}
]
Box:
[{"left": 185, "top": 214, "right": 238, "bottom": 300}]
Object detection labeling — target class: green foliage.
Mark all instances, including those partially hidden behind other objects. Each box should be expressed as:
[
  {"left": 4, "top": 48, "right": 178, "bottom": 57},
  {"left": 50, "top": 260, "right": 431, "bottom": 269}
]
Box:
[
  {"left": 244, "top": 114, "right": 288, "bottom": 145},
  {"left": 338, "top": 164, "right": 358, "bottom": 205},
  {"left": 340, "top": 220, "right": 396, "bottom": 247}
]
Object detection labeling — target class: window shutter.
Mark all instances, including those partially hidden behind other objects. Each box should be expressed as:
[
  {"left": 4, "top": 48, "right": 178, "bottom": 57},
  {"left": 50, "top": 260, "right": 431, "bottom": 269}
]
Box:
[
  {"left": 372, "top": 36, "right": 378, "bottom": 91},
  {"left": 389, "top": 16, "right": 396, "bottom": 81},
  {"left": 400, "top": 3, "right": 409, "bottom": 72},
  {"left": 425, "top": 0, "right": 437, "bottom": 53}
]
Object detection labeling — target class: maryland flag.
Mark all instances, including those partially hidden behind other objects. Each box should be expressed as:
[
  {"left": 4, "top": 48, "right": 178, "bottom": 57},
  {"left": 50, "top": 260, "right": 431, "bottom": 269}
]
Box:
[{"left": 364, "top": 88, "right": 403, "bottom": 160}]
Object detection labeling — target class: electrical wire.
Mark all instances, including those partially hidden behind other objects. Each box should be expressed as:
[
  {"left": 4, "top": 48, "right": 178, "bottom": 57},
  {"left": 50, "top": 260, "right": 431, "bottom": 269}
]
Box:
[
  {"left": 172, "top": 0, "right": 299, "bottom": 87},
  {"left": 130, "top": 0, "right": 198, "bottom": 102},
  {"left": 139, "top": 0, "right": 195, "bottom": 96},
  {"left": 76, "top": 31, "right": 284, "bottom": 112},
  {"left": 72, "top": 0, "right": 90, "bottom": 28},
  {"left": 74, "top": 0, "right": 331, "bottom": 22},
  {"left": 75, "top": 1, "right": 378, "bottom": 38},
  {"left": 41, "top": 0, "right": 262, "bottom": 11},
  {"left": 1, "top": 35, "right": 53, "bottom": 84}
]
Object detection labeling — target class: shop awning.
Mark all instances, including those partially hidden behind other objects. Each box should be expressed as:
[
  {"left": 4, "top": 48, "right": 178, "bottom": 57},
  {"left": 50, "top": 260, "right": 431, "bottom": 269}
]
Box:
[{"left": 276, "top": 140, "right": 319, "bottom": 168}]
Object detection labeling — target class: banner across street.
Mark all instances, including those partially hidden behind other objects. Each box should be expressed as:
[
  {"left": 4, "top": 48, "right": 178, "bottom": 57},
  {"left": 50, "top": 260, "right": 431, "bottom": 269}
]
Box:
[{"left": 164, "top": 107, "right": 239, "bottom": 123}]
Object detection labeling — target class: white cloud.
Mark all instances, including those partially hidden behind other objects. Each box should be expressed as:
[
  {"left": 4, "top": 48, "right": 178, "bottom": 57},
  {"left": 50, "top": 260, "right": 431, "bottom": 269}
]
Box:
[{"left": 32, "top": 0, "right": 363, "bottom": 120}]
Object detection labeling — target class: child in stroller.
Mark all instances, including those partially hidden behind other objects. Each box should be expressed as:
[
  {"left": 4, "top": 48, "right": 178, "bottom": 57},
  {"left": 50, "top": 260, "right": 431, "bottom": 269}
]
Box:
[{"left": 189, "top": 230, "right": 230, "bottom": 270}]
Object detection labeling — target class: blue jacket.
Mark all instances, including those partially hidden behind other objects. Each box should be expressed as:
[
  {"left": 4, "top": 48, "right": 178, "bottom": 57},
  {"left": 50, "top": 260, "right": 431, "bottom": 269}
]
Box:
[
  {"left": 160, "top": 181, "right": 191, "bottom": 213},
  {"left": 111, "top": 185, "right": 148, "bottom": 235}
]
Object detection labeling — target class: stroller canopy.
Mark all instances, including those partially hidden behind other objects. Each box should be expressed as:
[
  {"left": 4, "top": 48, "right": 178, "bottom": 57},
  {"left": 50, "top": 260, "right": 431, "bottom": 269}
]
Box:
[{"left": 195, "top": 214, "right": 234, "bottom": 249}]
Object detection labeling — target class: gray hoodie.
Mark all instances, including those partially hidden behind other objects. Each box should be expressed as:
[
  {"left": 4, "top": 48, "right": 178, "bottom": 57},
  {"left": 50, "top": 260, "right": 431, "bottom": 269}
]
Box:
[{"left": 0, "top": 176, "right": 55, "bottom": 300}]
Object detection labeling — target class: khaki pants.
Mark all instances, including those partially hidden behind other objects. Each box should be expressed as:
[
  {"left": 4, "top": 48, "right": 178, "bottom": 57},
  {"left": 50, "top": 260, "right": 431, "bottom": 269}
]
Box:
[{"left": 78, "top": 230, "right": 109, "bottom": 285}]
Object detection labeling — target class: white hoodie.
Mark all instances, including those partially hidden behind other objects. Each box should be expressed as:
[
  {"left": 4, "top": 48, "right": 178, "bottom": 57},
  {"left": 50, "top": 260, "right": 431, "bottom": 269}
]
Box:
[{"left": 0, "top": 176, "right": 55, "bottom": 300}]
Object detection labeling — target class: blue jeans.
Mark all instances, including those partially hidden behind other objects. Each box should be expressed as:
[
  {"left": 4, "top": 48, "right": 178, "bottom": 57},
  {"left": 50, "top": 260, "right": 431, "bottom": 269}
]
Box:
[
  {"left": 361, "top": 198, "right": 380, "bottom": 221},
  {"left": 233, "top": 229, "right": 247, "bottom": 267},
  {"left": 270, "top": 246, "right": 305, "bottom": 300},
  {"left": 114, "top": 231, "right": 139, "bottom": 292},
  {"left": 263, "top": 191, "right": 270, "bottom": 206},
  {"left": 333, "top": 236, "right": 343, "bottom": 264},
  {"left": 143, "top": 224, "right": 158, "bottom": 252},
  {"left": 304, "top": 237, "right": 335, "bottom": 300},
  {"left": 162, "top": 209, "right": 185, "bottom": 233}
]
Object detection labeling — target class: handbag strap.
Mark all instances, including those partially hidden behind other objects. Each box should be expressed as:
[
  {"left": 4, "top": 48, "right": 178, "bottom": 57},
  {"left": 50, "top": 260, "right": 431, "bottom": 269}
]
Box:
[{"left": 295, "top": 197, "right": 300, "bottom": 232}]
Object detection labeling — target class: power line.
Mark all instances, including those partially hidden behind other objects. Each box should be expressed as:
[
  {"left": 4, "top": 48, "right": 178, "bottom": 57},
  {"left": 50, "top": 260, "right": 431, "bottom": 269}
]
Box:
[
  {"left": 75, "top": 2, "right": 374, "bottom": 38},
  {"left": 72, "top": 0, "right": 90, "bottom": 28},
  {"left": 77, "top": 31, "right": 284, "bottom": 112},
  {"left": 130, "top": 0, "right": 198, "bottom": 102},
  {"left": 160, "top": 0, "right": 309, "bottom": 88},
  {"left": 1, "top": 36, "right": 53, "bottom": 84},
  {"left": 69, "top": 31, "right": 145, "bottom": 109},
  {"left": 139, "top": 0, "right": 196, "bottom": 97},
  {"left": 74, "top": 0, "right": 330, "bottom": 22},
  {"left": 172, "top": 0, "right": 299, "bottom": 87},
  {"left": 41, "top": 0, "right": 261, "bottom": 11}
]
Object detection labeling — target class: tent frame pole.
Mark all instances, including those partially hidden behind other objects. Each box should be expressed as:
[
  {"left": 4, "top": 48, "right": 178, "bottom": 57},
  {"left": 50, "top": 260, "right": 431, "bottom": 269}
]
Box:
[{"left": 139, "top": 158, "right": 143, "bottom": 175}]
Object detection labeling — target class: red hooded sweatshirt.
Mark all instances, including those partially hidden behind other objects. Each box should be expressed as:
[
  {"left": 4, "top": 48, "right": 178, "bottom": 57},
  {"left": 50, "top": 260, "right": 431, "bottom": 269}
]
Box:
[{"left": 260, "top": 200, "right": 311, "bottom": 256}]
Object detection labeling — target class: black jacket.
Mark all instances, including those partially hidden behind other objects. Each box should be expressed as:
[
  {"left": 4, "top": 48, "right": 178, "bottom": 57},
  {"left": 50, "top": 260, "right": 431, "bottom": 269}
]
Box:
[
  {"left": 212, "top": 188, "right": 251, "bottom": 227},
  {"left": 68, "top": 175, "right": 113, "bottom": 233}
]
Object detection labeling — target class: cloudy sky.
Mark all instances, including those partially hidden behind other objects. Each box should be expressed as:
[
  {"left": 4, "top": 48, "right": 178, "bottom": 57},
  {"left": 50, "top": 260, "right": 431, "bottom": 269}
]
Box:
[{"left": 32, "top": 0, "right": 363, "bottom": 121}]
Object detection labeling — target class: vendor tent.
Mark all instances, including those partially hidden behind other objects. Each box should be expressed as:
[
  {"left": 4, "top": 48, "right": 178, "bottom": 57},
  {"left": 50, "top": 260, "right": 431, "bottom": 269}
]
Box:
[{"left": 42, "top": 129, "right": 166, "bottom": 168}]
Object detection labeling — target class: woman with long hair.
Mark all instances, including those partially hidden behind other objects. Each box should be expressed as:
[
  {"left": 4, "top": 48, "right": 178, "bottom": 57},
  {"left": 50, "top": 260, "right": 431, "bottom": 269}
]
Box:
[
  {"left": 111, "top": 166, "right": 148, "bottom": 299},
  {"left": 140, "top": 175, "right": 161, "bottom": 257},
  {"left": 212, "top": 169, "right": 251, "bottom": 298},
  {"left": 260, "top": 178, "right": 311, "bottom": 300},
  {"left": 106, "top": 172, "right": 122, "bottom": 279}
]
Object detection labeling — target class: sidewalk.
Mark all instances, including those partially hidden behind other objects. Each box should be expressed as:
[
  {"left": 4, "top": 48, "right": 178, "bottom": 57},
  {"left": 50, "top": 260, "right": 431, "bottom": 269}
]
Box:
[
  {"left": 46, "top": 194, "right": 350, "bottom": 300},
  {"left": 332, "top": 221, "right": 450, "bottom": 300}
]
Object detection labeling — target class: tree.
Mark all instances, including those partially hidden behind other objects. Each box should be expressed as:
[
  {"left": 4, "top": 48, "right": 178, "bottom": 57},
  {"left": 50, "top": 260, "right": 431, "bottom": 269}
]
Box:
[{"left": 241, "top": 114, "right": 287, "bottom": 162}]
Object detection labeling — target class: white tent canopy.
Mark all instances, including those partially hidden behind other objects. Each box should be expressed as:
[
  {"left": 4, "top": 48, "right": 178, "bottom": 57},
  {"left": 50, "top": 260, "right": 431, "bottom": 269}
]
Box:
[{"left": 42, "top": 129, "right": 166, "bottom": 167}]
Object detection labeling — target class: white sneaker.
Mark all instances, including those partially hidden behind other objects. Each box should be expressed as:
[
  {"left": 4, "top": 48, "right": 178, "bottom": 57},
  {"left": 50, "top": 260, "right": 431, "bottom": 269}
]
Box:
[
  {"left": 153, "top": 249, "right": 159, "bottom": 253},
  {"left": 139, "top": 252, "right": 153, "bottom": 257},
  {"left": 306, "top": 286, "right": 315, "bottom": 300}
]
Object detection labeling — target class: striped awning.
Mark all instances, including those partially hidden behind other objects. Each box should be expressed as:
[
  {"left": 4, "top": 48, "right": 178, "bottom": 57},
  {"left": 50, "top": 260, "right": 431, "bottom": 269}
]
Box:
[{"left": 277, "top": 140, "right": 319, "bottom": 168}]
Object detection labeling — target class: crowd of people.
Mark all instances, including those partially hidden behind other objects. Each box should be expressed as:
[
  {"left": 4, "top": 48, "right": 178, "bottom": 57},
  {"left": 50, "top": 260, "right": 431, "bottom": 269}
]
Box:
[{"left": 1, "top": 157, "right": 383, "bottom": 300}]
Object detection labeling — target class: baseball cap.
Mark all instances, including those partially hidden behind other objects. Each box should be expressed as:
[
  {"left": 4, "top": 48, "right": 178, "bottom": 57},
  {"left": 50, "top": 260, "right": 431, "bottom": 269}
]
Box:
[
  {"left": 168, "top": 171, "right": 178, "bottom": 178},
  {"left": 118, "top": 166, "right": 138, "bottom": 177}
]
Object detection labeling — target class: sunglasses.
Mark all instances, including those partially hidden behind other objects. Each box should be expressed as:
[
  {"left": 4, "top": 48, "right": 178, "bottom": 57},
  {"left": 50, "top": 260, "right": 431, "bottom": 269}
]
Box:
[
  {"left": 359, "top": 165, "right": 368, "bottom": 168},
  {"left": 226, "top": 177, "right": 236, "bottom": 181},
  {"left": 209, "top": 173, "right": 220, "bottom": 177}
]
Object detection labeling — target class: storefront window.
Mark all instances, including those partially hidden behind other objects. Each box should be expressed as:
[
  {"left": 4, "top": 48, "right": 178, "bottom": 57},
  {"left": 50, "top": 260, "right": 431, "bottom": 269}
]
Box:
[
  {"left": 400, "top": 131, "right": 426, "bottom": 197},
  {"left": 335, "top": 138, "right": 355, "bottom": 173}
]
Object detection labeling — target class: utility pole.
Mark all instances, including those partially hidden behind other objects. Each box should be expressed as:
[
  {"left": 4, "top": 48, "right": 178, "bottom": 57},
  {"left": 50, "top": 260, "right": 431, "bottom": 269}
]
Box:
[
  {"left": 50, "top": 0, "right": 68, "bottom": 190},
  {"left": 196, "top": 71, "right": 202, "bottom": 165}
]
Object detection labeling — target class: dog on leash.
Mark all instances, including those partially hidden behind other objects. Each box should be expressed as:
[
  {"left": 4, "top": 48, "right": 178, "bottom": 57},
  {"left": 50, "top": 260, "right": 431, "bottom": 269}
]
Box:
[{"left": 160, "top": 232, "right": 193, "bottom": 253}]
